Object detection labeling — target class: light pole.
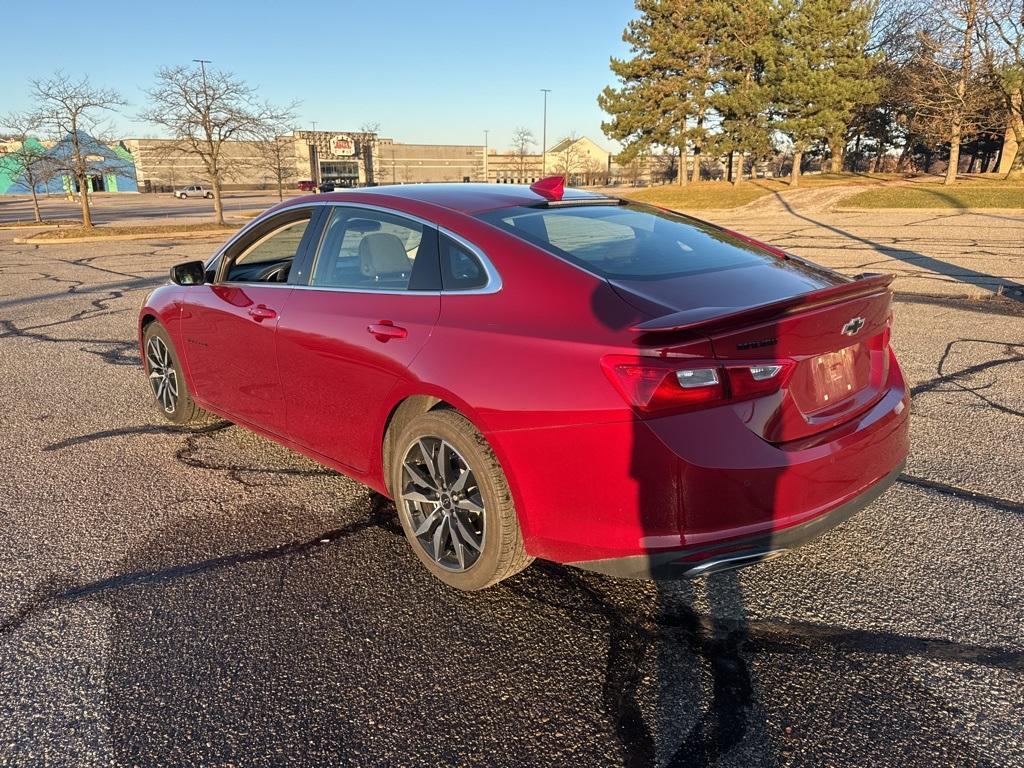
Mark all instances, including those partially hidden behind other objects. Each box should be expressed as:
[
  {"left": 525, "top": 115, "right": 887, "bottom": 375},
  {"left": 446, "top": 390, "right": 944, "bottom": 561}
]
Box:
[
  {"left": 309, "top": 121, "right": 320, "bottom": 186},
  {"left": 483, "top": 129, "right": 489, "bottom": 183},
  {"left": 540, "top": 88, "right": 551, "bottom": 176},
  {"left": 193, "top": 58, "right": 211, "bottom": 94}
]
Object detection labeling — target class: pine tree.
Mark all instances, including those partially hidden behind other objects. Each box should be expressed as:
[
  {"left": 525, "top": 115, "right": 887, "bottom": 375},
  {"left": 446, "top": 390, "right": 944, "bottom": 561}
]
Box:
[
  {"left": 599, "top": 0, "right": 719, "bottom": 185},
  {"left": 709, "top": 0, "right": 779, "bottom": 184},
  {"left": 771, "top": 0, "right": 881, "bottom": 186}
]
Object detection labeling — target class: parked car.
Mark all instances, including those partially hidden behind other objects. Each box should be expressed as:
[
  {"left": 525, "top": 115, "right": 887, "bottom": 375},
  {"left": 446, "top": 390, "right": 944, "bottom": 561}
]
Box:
[
  {"left": 318, "top": 178, "right": 350, "bottom": 192},
  {"left": 138, "top": 177, "right": 909, "bottom": 590},
  {"left": 297, "top": 180, "right": 317, "bottom": 192},
  {"left": 173, "top": 184, "right": 214, "bottom": 199}
]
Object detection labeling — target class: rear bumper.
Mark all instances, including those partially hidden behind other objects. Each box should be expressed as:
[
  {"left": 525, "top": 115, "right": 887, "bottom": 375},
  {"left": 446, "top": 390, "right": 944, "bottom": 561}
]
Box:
[
  {"left": 489, "top": 355, "right": 909, "bottom": 567},
  {"left": 567, "top": 460, "right": 904, "bottom": 579}
]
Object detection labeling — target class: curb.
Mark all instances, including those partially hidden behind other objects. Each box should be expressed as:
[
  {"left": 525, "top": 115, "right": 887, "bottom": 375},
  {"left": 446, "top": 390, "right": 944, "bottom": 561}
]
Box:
[
  {"left": 832, "top": 206, "right": 1024, "bottom": 214},
  {"left": 12, "top": 228, "right": 238, "bottom": 245}
]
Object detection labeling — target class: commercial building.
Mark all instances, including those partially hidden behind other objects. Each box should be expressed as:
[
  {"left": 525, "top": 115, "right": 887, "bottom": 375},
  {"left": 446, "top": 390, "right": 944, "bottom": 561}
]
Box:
[
  {"left": 122, "top": 130, "right": 617, "bottom": 191},
  {"left": 0, "top": 131, "right": 138, "bottom": 195},
  {"left": 374, "top": 139, "right": 485, "bottom": 184}
]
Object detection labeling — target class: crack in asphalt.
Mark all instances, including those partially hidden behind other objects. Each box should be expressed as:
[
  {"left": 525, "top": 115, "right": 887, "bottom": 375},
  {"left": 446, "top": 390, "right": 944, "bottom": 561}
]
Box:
[
  {"left": 0, "top": 318, "right": 139, "bottom": 366},
  {"left": 0, "top": 495, "right": 400, "bottom": 637},
  {"left": 897, "top": 474, "right": 1024, "bottom": 514},
  {"left": 505, "top": 562, "right": 1024, "bottom": 768},
  {"left": 910, "top": 338, "right": 1024, "bottom": 417}
]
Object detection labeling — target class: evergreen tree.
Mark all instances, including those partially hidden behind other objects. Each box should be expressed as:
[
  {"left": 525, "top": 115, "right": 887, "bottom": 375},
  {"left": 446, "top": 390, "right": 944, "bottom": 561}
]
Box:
[
  {"left": 599, "top": 0, "right": 719, "bottom": 185},
  {"left": 710, "top": 0, "right": 779, "bottom": 184},
  {"left": 771, "top": 0, "right": 881, "bottom": 186}
]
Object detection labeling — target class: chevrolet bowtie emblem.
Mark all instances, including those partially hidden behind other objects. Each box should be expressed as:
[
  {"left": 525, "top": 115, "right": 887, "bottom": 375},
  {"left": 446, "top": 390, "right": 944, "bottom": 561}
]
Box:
[{"left": 842, "top": 317, "right": 866, "bottom": 336}]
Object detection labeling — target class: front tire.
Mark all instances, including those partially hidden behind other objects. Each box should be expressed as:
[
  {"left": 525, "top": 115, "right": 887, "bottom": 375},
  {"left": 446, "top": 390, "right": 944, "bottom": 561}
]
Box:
[
  {"left": 390, "top": 409, "right": 532, "bottom": 590},
  {"left": 142, "top": 322, "right": 208, "bottom": 425}
]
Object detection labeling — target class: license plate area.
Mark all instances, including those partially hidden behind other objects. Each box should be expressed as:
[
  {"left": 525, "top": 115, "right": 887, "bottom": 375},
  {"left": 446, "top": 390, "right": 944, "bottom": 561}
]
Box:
[{"left": 806, "top": 344, "right": 868, "bottom": 410}]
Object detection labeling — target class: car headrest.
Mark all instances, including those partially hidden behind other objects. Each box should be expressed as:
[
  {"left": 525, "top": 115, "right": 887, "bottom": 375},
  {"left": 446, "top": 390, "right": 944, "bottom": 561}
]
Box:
[{"left": 359, "top": 233, "right": 411, "bottom": 278}]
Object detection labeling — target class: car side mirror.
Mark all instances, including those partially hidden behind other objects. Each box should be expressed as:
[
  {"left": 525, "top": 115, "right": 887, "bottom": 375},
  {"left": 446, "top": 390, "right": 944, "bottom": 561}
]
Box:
[{"left": 170, "top": 260, "right": 207, "bottom": 286}]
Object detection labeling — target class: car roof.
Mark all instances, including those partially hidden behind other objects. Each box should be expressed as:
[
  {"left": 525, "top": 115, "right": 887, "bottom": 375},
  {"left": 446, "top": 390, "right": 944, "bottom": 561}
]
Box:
[{"left": 312, "top": 183, "right": 612, "bottom": 214}]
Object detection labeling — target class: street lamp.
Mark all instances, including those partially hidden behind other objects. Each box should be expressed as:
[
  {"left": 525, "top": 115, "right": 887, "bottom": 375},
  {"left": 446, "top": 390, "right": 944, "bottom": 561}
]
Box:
[
  {"left": 540, "top": 88, "right": 551, "bottom": 176},
  {"left": 308, "top": 121, "right": 320, "bottom": 186},
  {"left": 484, "top": 129, "right": 489, "bottom": 183}
]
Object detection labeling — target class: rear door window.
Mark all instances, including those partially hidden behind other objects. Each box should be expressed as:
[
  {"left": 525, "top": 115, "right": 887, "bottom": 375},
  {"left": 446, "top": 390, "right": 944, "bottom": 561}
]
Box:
[{"left": 309, "top": 207, "right": 440, "bottom": 291}]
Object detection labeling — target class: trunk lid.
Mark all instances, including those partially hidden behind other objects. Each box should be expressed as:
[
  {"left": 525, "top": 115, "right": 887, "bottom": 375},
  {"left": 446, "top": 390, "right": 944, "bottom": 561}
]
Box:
[{"left": 619, "top": 274, "right": 894, "bottom": 443}]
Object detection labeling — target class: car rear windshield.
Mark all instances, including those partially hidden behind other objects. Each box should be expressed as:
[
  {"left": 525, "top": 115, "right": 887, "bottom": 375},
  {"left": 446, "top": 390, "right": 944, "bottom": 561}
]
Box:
[{"left": 477, "top": 202, "right": 783, "bottom": 280}]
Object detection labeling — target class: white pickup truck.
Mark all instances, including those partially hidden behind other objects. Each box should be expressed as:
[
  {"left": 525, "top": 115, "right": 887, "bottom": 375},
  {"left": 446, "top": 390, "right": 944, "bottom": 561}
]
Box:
[{"left": 173, "top": 184, "right": 214, "bottom": 199}]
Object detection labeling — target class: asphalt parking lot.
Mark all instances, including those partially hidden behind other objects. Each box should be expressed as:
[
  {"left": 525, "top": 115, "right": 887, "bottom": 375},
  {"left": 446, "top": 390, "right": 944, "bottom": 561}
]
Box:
[{"left": 1, "top": 198, "right": 1022, "bottom": 767}]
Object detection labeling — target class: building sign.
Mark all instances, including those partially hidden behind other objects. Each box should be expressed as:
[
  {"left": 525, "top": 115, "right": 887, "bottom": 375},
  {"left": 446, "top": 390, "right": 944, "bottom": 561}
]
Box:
[{"left": 330, "top": 135, "right": 356, "bottom": 157}]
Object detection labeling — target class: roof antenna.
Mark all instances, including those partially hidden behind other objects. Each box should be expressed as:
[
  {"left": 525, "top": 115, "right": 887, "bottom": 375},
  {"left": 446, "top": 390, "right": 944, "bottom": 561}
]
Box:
[{"left": 530, "top": 175, "right": 565, "bottom": 201}]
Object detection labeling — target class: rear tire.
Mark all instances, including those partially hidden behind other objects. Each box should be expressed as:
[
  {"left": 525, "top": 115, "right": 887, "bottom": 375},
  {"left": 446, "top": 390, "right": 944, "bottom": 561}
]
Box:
[
  {"left": 390, "top": 409, "right": 532, "bottom": 590},
  {"left": 142, "top": 322, "right": 209, "bottom": 425}
]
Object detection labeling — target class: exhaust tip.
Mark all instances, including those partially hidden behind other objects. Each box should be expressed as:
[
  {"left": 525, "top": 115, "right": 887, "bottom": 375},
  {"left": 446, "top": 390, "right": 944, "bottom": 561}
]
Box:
[{"left": 682, "top": 548, "right": 789, "bottom": 578}]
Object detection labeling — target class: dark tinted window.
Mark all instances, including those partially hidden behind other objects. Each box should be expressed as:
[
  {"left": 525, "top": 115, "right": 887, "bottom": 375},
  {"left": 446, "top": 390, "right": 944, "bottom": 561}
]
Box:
[
  {"left": 440, "top": 235, "right": 487, "bottom": 290},
  {"left": 478, "top": 203, "right": 784, "bottom": 280}
]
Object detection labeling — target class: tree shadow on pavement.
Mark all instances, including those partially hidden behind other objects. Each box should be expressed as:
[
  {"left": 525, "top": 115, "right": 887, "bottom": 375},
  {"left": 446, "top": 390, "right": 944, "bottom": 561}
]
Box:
[{"left": 771, "top": 191, "right": 1024, "bottom": 301}]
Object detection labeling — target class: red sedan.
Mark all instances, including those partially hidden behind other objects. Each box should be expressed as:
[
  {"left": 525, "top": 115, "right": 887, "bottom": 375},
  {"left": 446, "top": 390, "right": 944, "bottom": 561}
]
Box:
[{"left": 138, "top": 178, "right": 909, "bottom": 590}]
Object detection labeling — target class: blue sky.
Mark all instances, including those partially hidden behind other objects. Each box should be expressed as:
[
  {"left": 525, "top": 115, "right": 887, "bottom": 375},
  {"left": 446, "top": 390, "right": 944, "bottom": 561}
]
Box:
[{"left": 2, "top": 1, "right": 638, "bottom": 153}]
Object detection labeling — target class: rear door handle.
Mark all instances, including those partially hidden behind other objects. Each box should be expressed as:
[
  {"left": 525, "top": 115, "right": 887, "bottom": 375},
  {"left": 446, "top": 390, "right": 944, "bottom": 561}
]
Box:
[
  {"left": 367, "top": 321, "right": 408, "bottom": 341},
  {"left": 248, "top": 304, "right": 277, "bottom": 321}
]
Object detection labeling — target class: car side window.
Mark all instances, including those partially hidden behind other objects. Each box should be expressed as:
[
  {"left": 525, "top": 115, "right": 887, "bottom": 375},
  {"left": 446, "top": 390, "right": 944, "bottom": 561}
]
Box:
[
  {"left": 311, "top": 207, "right": 435, "bottom": 291},
  {"left": 223, "top": 214, "right": 312, "bottom": 284},
  {"left": 440, "top": 234, "right": 487, "bottom": 290}
]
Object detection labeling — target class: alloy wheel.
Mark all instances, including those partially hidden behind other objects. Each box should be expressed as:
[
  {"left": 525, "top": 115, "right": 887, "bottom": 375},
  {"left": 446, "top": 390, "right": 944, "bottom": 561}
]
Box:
[
  {"left": 399, "top": 437, "right": 485, "bottom": 571},
  {"left": 146, "top": 336, "right": 179, "bottom": 414}
]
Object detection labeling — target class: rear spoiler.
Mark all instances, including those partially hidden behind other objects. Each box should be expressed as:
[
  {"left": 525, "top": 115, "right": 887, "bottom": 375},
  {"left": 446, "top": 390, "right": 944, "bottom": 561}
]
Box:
[{"left": 630, "top": 273, "right": 895, "bottom": 334}]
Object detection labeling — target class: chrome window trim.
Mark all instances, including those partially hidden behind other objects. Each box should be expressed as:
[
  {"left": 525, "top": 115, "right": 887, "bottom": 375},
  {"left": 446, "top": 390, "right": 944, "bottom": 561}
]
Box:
[{"left": 206, "top": 200, "right": 502, "bottom": 297}]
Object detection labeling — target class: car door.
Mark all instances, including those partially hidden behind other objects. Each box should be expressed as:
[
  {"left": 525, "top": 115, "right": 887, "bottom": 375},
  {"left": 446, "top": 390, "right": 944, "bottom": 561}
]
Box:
[
  {"left": 179, "top": 206, "right": 321, "bottom": 435},
  {"left": 276, "top": 204, "right": 441, "bottom": 472}
]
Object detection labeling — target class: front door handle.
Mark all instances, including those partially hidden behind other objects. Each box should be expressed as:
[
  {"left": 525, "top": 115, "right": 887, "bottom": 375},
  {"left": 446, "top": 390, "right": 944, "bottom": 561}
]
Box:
[
  {"left": 248, "top": 304, "right": 277, "bottom": 321},
  {"left": 367, "top": 321, "right": 408, "bottom": 342}
]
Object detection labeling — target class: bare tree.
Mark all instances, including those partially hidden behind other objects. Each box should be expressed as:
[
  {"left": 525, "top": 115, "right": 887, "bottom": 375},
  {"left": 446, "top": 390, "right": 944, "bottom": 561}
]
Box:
[
  {"left": 551, "top": 134, "right": 587, "bottom": 183},
  {"left": 905, "top": 0, "right": 988, "bottom": 184},
  {"left": 509, "top": 126, "right": 536, "bottom": 178},
  {"left": 255, "top": 124, "right": 298, "bottom": 201},
  {"left": 1, "top": 111, "right": 57, "bottom": 223},
  {"left": 29, "top": 73, "right": 124, "bottom": 228},
  {"left": 980, "top": 0, "right": 1024, "bottom": 175},
  {"left": 142, "top": 63, "right": 297, "bottom": 225}
]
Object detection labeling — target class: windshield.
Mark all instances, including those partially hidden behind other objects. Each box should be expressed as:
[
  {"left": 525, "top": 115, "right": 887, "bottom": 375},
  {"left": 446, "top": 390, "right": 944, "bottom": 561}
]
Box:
[{"left": 477, "top": 202, "right": 784, "bottom": 280}]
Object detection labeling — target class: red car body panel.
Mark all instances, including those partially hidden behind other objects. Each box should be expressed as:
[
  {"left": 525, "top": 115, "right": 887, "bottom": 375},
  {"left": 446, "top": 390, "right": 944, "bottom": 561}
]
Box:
[{"left": 139, "top": 184, "right": 910, "bottom": 578}]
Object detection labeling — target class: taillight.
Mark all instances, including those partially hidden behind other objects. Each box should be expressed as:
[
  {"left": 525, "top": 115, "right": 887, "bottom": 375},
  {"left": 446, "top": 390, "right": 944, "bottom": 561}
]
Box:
[{"left": 602, "top": 356, "right": 795, "bottom": 417}]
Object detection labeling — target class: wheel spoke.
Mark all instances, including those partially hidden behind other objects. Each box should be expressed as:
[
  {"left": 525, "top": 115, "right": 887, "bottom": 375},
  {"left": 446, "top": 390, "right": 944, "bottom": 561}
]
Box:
[
  {"left": 455, "top": 497, "right": 483, "bottom": 514},
  {"left": 452, "top": 512, "right": 482, "bottom": 552},
  {"left": 450, "top": 527, "right": 466, "bottom": 569},
  {"left": 414, "top": 509, "right": 442, "bottom": 537},
  {"left": 403, "top": 460, "right": 435, "bottom": 492},
  {"left": 418, "top": 439, "right": 442, "bottom": 487},
  {"left": 431, "top": 516, "right": 448, "bottom": 562},
  {"left": 451, "top": 467, "right": 470, "bottom": 492},
  {"left": 437, "top": 440, "right": 449, "bottom": 486},
  {"left": 403, "top": 487, "right": 437, "bottom": 505},
  {"left": 165, "top": 371, "right": 178, "bottom": 398}
]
